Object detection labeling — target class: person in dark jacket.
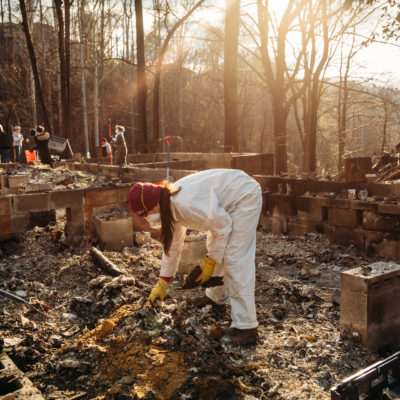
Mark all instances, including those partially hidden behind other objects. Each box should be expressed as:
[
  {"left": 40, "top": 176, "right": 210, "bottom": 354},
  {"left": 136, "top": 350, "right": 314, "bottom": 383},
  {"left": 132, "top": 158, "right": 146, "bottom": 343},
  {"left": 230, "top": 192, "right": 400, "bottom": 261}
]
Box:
[
  {"left": 31, "top": 126, "right": 53, "bottom": 167},
  {"left": 0, "top": 124, "right": 11, "bottom": 163},
  {"left": 111, "top": 125, "right": 127, "bottom": 166}
]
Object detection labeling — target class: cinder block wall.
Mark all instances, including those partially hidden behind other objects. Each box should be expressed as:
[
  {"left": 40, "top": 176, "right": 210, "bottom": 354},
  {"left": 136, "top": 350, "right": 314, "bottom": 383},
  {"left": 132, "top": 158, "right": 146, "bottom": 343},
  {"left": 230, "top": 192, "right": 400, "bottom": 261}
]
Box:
[
  {"left": 2, "top": 164, "right": 400, "bottom": 263},
  {"left": 259, "top": 176, "right": 400, "bottom": 261}
]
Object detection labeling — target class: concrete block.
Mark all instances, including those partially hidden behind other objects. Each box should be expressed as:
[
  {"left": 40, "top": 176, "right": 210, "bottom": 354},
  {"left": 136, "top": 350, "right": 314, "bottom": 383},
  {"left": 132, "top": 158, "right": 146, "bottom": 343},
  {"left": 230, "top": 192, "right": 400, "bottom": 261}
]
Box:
[
  {"left": 325, "top": 198, "right": 349, "bottom": 209},
  {"left": 0, "top": 174, "right": 8, "bottom": 188},
  {"left": 321, "top": 223, "right": 335, "bottom": 242},
  {"left": 93, "top": 211, "right": 133, "bottom": 251},
  {"left": 271, "top": 216, "right": 288, "bottom": 234},
  {"left": 328, "top": 208, "right": 359, "bottom": 228},
  {"left": 288, "top": 219, "right": 309, "bottom": 236},
  {"left": 0, "top": 197, "right": 11, "bottom": 215},
  {"left": 296, "top": 196, "right": 327, "bottom": 222},
  {"left": 11, "top": 213, "right": 27, "bottom": 234},
  {"left": 50, "top": 190, "right": 84, "bottom": 209},
  {"left": 0, "top": 214, "right": 12, "bottom": 240},
  {"left": 1, "top": 187, "right": 19, "bottom": 195},
  {"left": 308, "top": 221, "right": 335, "bottom": 240},
  {"left": 349, "top": 200, "right": 378, "bottom": 212},
  {"left": 269, "top": 194, "right": 295, "bottom": 217},
  {"left": 84, "top": 189, "right": 119, "bottom": 209},
  {"left": 362, "top": 211, "right": 397, "bottom": 232},
  {"left": 116, "top": 187, "right": 130, "bottom": 204},
  {"left": 8, "top": 175, "right": 29, "bottom": 188},
  {"left": 335, "top": 227, "right": 365, "bottom": 249},
  {"left": 39, "top": 182, "right": 54, "bottom": 191},
  {"left": 22, "top": 183, "right": 53, "bottom": 193},
  {"left": 340, "top": 263, "right": 400, "bottom": 352},
  {"left": 28, "top": 210, "right": 56, "bottom": 228},
  {"left": 65, "top": 207, "right": 85, "bottom": 240},
  {"left": 378, "top": 203, "right": 400, "bottom": 215},
  {"left": 365, "top": 231, "right": 397, "bottom": 259},
  {"left": 22, "top": 183, "right": 42, "bottom": 193},
  {"left": 177, "top": 234, "right": 207, "bottom": 275},
  {"left": 13, "top": 193, "right": 50, "bottom": 213}
]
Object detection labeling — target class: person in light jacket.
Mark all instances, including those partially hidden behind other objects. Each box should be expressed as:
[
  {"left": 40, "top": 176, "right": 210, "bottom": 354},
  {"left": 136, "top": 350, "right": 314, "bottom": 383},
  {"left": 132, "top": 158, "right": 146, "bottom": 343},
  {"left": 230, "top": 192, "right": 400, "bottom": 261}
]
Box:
[
  {"left": 12, "top": 125, "right": 23, "bottom": 162},
  {"left": 129, "top": 169, "right": 262, "bottom": 345},
  {"left": 111, "top": 125, "right": 127, "bottom": 166}
]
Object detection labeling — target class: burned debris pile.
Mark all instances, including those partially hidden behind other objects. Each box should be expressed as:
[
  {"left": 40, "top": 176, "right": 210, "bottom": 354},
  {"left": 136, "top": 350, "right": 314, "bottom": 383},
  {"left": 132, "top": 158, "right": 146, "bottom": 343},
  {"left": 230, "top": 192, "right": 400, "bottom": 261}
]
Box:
[
  {"left": 372, "top": 151, "right": 400, "bottom": 183},
  {"left": 0, "top": 220, "right": 388, "bottom": 399},
  {"left": 0, "top": 163, "right": 123, "bottom": 195}
]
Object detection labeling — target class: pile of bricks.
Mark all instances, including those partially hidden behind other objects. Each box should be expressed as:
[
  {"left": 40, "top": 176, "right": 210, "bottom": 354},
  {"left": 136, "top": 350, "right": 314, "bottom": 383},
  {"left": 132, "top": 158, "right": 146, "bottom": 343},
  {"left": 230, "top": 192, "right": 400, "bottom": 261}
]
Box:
[{"left": 0, "top": 174, "right": 53, "bottom": 195}]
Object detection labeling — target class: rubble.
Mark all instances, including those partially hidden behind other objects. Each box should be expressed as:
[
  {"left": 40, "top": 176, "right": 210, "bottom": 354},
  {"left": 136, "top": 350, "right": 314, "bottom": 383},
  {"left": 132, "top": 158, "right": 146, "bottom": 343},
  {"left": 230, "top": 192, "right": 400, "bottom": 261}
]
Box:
[
  {"left": 0, "top": 163, "right": 123, "bottom": 194},
  {"left": 372, "top": 151, "right": 400, "bottom": 182},
  {"left": 0, "top": 218, "right": 398, "bottom": 399}
]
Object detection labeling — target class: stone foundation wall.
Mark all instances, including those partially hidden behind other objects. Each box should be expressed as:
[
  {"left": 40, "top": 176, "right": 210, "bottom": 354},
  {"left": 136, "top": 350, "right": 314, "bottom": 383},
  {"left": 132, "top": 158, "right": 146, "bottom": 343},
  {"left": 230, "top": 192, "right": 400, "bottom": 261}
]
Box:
[
  {"left": 260, "top": 187, "right": 400, "bottom": 260},
  {"left": 2, "top": 164, "right": 400, "bottom": 264}
]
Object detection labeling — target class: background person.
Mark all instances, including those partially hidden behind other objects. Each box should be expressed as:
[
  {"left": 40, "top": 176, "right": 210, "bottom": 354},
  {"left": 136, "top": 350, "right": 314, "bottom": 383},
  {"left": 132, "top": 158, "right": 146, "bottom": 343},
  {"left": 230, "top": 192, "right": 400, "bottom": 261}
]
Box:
[
  {"left": 0, "top": 124, "right": 11, "bottom": 163},
  {"left": 129, "top": 169, "right": 262, "bottom": 346},
  {"left": 101, "top": 137, "right": 112, "bottom": 157},
  {"left": 12, "top": 125, "right": 23, "bottom": 162},
  {"left": 31, "top": 126, "right": 53, "bottom": 167},
  {"left": 111, "top": 125, "right": 127, "bottom": 166}
]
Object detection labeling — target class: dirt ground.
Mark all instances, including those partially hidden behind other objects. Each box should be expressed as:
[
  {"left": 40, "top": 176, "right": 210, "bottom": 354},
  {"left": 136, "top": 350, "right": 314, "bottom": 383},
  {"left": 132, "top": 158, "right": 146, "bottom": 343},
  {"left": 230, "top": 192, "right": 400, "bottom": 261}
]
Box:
[{"left": 0, "top": 214, "right": 394, "bottom": 399}]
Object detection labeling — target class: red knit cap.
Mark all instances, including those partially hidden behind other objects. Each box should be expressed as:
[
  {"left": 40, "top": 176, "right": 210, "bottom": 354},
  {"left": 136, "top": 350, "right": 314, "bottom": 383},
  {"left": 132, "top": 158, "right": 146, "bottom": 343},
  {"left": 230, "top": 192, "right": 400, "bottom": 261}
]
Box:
[{"left": 129, "top": 182, "right": 163, "bottom": 217}]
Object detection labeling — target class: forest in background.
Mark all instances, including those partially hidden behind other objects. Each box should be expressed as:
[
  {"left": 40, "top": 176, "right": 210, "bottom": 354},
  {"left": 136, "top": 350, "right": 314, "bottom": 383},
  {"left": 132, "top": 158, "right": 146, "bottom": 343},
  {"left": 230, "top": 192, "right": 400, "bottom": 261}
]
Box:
[{"left": 1, "top": 0, "right": 400, "bottom": 175}]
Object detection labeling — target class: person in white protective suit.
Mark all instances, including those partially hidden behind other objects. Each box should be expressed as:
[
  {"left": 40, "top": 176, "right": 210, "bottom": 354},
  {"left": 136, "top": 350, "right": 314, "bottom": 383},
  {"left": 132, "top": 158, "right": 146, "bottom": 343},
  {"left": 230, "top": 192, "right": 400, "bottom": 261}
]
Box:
[{"left": 128, "top": 169, "right": 262, "bottom": 345}]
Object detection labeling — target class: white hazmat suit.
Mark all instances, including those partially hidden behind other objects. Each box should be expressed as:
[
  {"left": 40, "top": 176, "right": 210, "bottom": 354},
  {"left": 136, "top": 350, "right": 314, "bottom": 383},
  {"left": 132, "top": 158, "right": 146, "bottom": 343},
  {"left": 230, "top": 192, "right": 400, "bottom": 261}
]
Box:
[{"left": 160, "top": 169, "right": 262, "bottom": 329}]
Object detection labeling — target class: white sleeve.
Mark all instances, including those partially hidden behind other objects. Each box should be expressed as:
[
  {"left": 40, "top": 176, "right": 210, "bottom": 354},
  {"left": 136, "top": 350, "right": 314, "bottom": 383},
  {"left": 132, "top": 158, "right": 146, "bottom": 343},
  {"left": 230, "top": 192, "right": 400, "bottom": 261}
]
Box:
[{"left": 160, "top": 223, "right": 187, "bottom": 277}]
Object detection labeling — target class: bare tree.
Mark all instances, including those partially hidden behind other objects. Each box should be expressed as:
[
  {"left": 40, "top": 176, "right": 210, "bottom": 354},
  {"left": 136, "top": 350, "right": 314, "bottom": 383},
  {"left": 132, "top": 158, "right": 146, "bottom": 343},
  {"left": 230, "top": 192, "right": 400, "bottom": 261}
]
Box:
[
  {"left": 19, "top": 0, "right": 50, "bottom": 130},
  {"left": 256, "top": 0, "right": 303, "bottom": 174},
  {"left": 224, "top": 0, "right": 240, "bottom": 153},
  {"left": 135, "top": 0, "right": 148, "bottom": 152},
  {"left": 78, "top": 0, "right": 90, "bottom": 157},
  {"left": 152, "top": 0, "right": 206, "bottom": 147}
]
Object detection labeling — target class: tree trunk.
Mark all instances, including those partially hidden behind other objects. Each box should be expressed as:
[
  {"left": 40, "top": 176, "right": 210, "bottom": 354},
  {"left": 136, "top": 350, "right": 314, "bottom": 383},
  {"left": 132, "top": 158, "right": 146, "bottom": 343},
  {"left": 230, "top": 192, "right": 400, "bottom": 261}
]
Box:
[
  {"left": 79, "top": 0, "right": 90, "bottom": 157},
  {"left": 381, "top": 100, "right": 388, "bottom": 153},
  {"left": 27, "top": 0, "right": 37, "bottom": 127},
  {"left": 29, "top": 68, "right": 37, "bottom": 127},
  {"left": 94, "top": 54, "right": 99, "bottom": 147},
  {"left": 65, "top": 0, "right": 71, "bottom": 137},
  {"left": 224, "top": 0, "right": 240, "bottom": 153},
  {"left": 19, "top": 0, "right": 50, "bottom": 130},
  {"left": 152, "top": 0, "right": 205, "bottom": 146},
  {"left": 135, "top": 0, "right": 148, "bottom": 152},
  {"left": 304, "top": 0, "right": 329, "bottom": 173},
  {"left": 54, "top": 0, "right": 68, "bottom": 138}
]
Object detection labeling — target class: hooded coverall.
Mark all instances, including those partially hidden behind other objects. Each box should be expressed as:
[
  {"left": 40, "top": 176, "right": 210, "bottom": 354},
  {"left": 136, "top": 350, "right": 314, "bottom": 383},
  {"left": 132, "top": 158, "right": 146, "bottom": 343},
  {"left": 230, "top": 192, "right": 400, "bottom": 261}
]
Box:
[{"left": 160, "top": 169, "right": 262, "bottom": 329}]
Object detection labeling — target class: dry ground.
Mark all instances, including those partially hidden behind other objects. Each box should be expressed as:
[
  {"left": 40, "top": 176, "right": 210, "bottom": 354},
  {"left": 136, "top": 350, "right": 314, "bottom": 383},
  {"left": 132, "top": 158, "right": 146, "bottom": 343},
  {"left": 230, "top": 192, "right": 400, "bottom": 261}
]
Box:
[{"left": 1, "top": 212, "right": 394, "bottom": 400}]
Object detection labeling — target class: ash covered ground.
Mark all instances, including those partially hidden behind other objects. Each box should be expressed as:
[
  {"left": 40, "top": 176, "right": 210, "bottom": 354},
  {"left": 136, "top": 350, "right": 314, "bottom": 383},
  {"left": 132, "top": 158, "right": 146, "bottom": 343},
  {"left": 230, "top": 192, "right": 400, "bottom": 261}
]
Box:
[{"left": 0, "top": 217, "right": 392, "bottom": 400}]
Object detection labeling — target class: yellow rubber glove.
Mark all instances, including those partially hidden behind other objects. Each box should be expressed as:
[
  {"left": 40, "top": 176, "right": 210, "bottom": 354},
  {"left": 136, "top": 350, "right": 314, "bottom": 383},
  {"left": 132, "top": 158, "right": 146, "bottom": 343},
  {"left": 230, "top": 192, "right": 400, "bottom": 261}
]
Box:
[
  {"left": 150, "top": 278, "right": 169, "bottom": 303},
  {"left": 195, "top": 256, "right": 216, "bottom": 284}
]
